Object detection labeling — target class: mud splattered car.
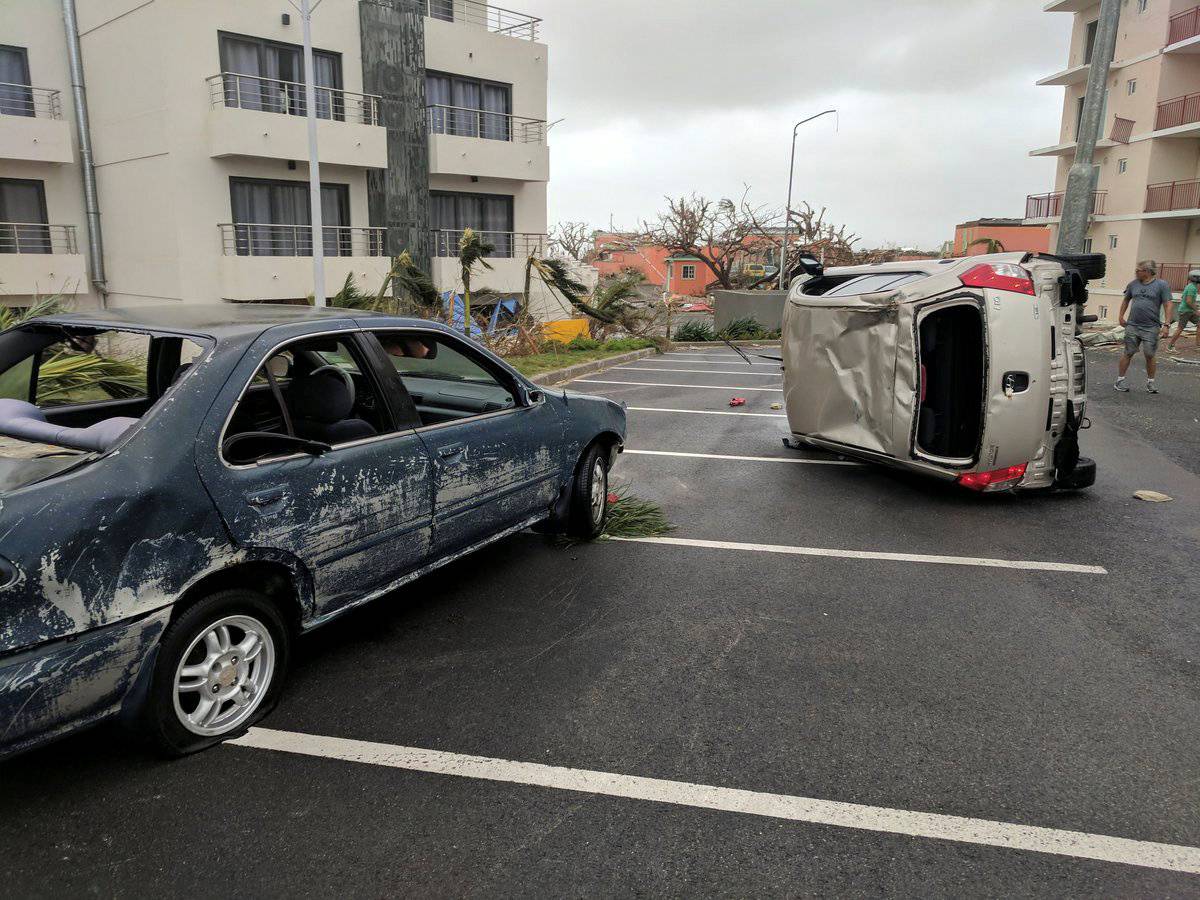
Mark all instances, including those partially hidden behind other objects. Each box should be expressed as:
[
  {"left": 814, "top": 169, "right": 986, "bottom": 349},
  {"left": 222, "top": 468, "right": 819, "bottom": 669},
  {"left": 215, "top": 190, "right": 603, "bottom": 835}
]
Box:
[
  {"left": 0, "top": 305, "right": 625, "bottom": 758},
  {"left": 782, "top": 252, "right": 1103, "bottom": 492}
]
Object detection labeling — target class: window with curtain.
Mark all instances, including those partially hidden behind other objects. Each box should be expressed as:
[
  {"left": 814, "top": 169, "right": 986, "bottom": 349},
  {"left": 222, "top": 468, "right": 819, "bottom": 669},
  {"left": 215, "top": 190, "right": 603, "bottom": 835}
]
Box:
[
  {"left": 425, "top": 71, "right": 511, "bottom": 140},
  {"left": 230, "top": 178, "right": 349, "bottom": 257},
  {"left": 0, "top": 45, "right": 33, "bottom": 117},
  {"left": 430, "top": 191, "right": 514, "bottom": 257},
  {"left": 0, "top": 179, "right": 50, "bottom": 254},
  {"left": 427, "top": 0, "right": 454, "bottom": 22},
  {"left": 219, "top": 33, "right": 342, "bottom": 120}
]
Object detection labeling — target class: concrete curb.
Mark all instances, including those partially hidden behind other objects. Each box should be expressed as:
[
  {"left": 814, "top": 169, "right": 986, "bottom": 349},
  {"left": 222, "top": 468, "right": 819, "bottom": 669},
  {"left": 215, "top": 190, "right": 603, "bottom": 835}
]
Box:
[{"left": 531, "top": 347, "right": 658, "bottom": 386}]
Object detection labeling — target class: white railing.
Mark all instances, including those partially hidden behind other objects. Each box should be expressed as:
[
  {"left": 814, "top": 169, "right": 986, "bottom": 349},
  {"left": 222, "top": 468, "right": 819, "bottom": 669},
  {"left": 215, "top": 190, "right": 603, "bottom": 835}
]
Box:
[
  {"left": 219, "top": 224, "right": 386, "bottom": 258},
  {"left": 0, "top": 83, "right": 62, "bottom": 119},
  {"left": 424, "top": 0, "right": 541, "bottom": 41},
  {"left": 207, "top": 73, "right": 382, "bottom": 127},
  {"left": 425, "top": 104, "right": 546, "bottom": 143},
  {"left": 0, "top": 223, "right": 77, "bottom": 254},
  {"left": 430, "top": 229, "right": 546, "bottom": 259}
]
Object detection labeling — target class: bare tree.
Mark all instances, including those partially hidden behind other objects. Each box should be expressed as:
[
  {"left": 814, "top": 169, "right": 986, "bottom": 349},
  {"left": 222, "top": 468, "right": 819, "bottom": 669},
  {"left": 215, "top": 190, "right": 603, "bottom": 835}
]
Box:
[
  {"left": 785, "top": 202, "right": 859, "bottom": 267},
  {"left": 549, "top": 221, "right": 593, "bottom": 261},
  {"left": 641, "top": 189, "right": 777, "bottom": 291}
]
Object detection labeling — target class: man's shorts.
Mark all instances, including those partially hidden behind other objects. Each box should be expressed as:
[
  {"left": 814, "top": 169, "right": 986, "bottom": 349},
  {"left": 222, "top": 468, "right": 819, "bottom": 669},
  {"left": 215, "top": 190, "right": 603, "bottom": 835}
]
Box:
[
  {"left": 1179, "top": 308, "right": 1200, "bottom": 329},
  {"left": 1124, "top": 324, "right": 1161, "bottom": 357}
]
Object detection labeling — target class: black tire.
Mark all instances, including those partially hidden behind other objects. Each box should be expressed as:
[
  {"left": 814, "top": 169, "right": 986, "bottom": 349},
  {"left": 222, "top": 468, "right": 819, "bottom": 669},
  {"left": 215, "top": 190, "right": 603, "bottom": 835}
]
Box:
[
  {"left": 567, "top": 442, "right": 609, "bottom": 539},
  {"left": 142, "top": 589, "right": 290, "bottom": 757}
]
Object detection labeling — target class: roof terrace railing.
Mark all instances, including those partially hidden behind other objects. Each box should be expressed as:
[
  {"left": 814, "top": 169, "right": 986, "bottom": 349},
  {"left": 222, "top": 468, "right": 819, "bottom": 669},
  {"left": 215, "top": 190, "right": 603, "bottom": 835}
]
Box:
[{"left": 423, "top": 0, "right": 541, "bottom": 41}]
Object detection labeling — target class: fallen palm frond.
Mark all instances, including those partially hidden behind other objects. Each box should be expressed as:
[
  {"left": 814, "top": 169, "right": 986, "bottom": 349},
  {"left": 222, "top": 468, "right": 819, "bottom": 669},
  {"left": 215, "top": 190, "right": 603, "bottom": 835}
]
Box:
[
  {"left": 35, "top": 351, "right": 147, "bottom": 403},
  {"left": 602, "top": 488, "right": 674, "bottom": 538},
  {"left": 0, "top": 292, "right": 71, "bottom": 329}
]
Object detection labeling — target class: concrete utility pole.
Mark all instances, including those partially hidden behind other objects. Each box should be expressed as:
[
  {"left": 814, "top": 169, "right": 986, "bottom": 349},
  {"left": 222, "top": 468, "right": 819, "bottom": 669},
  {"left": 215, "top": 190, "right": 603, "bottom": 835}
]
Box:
[
  {"left": 296, "top": 0, "right": 326, "bottom": 306},
  {"left": 779, "top": 110, "right": 837, "bottom": 289},
  {"left": 1057, "top": 0, "right": 1120, "bottom": 255}
]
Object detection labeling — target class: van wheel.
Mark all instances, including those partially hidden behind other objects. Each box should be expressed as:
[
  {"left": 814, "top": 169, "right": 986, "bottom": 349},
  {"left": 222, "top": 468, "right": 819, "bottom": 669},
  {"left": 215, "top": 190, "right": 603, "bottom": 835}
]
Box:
[
  {"left": 567, "top": 443, "right": 609, "bottom": 539},
  {"left": 143, "top": 589, "right": 289, "bottom": 756}
]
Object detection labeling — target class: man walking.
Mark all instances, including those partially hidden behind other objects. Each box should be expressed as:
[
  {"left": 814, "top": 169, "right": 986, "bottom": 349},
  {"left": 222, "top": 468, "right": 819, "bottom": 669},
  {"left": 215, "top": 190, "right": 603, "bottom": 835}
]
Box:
[
  {"left": 1115, "top": 260, "right": 1173, "bottom": 393},
  {"left": 1167, "top": 269, "right": 1200, "bottom": 353}
]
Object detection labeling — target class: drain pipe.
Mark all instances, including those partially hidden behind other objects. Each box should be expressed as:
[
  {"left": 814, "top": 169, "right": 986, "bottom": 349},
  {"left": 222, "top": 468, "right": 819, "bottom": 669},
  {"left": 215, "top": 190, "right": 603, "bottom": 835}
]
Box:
[{"left": 61, "top": 0, "right": 107, "bottom": 306}]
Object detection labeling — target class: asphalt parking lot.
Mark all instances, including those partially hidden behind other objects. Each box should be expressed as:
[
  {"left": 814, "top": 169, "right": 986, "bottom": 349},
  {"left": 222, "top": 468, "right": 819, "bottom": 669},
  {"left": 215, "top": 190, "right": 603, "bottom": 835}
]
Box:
[{"left": 3, "top": 347, "right": 1198, "bottom": 897}]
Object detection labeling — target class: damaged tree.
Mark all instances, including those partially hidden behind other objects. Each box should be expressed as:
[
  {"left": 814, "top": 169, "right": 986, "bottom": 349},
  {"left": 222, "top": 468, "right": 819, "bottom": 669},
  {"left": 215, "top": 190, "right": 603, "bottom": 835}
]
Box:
[
  {"left": 784, "top": 202, "right": 859, "bottom": 268},
  {"left": 549, "top": 221, "right": 593, "bottom": 261}
]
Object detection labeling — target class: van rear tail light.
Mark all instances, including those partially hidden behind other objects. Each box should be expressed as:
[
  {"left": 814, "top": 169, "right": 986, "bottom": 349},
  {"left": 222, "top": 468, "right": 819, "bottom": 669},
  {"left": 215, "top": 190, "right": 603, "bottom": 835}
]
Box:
[
  {"left": 957, "top": 463, "right": 1028, "bottom": 492},
  {"left": 960, "top": 263, "right": 1036, "bottom": 296}
]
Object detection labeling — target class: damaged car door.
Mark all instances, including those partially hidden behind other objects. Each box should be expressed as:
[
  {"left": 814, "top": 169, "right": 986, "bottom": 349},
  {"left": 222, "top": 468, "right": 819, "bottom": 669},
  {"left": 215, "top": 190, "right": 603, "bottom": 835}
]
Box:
[{"left": 196, "top": 328, "right": 434, "bottom": 618}]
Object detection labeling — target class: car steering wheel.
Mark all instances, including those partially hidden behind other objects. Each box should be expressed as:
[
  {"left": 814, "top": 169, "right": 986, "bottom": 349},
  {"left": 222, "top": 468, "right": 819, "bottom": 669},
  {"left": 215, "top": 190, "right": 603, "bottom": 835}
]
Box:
[{"left": 308, "top": 364, "right": 357, "bottom": 406}]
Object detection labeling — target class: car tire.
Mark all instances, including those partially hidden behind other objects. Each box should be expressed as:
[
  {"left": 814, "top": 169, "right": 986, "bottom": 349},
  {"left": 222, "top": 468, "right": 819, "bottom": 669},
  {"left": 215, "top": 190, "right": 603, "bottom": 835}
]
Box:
[
  {"left": 142, "top": 589, "right": 290, "bottom": 757},
  {"left": 567, "top": 442, "right": 609, "bottom": 539}
]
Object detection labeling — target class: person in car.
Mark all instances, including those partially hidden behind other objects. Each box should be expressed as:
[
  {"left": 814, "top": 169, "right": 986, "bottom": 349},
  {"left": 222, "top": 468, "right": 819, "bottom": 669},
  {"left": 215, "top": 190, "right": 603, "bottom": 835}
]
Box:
[
  {"left": 1167, "top": 269, "right": 1200, "bottom": 354},
  {"left": 380, "top": 335, "right": 431, "bottom": 359},
  {"left": 1115, "top": 260, "right": 1174, "bottom": 394}
]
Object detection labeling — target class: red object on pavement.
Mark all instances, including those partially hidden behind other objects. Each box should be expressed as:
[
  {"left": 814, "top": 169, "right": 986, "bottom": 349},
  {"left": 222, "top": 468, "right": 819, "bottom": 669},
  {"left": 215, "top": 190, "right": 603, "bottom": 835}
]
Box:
[
  {"left": 729, "top": 397, "right": 746, "bottom": 407},
  {"left": 607, "top": 492, "right": 620, "bottom": 504}
]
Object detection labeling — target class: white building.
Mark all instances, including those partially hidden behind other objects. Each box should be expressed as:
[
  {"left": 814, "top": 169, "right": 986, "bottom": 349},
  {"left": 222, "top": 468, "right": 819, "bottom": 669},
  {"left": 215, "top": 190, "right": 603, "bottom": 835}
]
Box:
[{"left": 0, "top": 0, "right": 554, "bottom": 318}]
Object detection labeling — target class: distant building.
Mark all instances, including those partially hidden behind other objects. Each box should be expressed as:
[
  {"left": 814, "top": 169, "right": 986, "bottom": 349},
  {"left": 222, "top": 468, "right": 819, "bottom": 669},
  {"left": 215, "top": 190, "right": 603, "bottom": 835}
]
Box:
[
  {"left": 590, "top": 233, "right": 710, "bottom": 297},
  {"left": 953, "top": 219, "right": 1051, "bottom": 256}
]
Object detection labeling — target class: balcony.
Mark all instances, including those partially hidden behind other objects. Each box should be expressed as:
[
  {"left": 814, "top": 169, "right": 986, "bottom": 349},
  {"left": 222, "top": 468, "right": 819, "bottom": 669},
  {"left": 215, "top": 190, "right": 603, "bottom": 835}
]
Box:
[
  {"left": 0, "top": 83, "right": 72, "bottom": 164},
  {"left": 428, "top": 229, "right": 546, "bottom": 296},
  {"left": 1145, "top": 179, "right": 1200, "bottom": 213},
  {"left": 1166, "top": 6, "right": 1200, "bottom": 51},
  {"left": 205, "top": 73, "right": 387, "bottom": 169},
  {"left": 216, "top": 223, "right": 390, "bottom": 301},
  {"left": 1154, "top": 92, "right": 1200, "bottom": 133},
  {"left": 0, "top": 223, "right": 86, "bottom": 296},
  {"left": 429, "top": 229, "right": 545, "bottom": 259},
  {"left": 1024, "top": 191, "right": 1106, "bottom": 221},
  {"left": 425, "top": 105, "right": 549, "bottom": 181},
  {"left": 423, "top": 0, "right": 541, "bottom": 41},
  {"left": 1158, "top": 263, "right": 1200, "bottom": 291}
]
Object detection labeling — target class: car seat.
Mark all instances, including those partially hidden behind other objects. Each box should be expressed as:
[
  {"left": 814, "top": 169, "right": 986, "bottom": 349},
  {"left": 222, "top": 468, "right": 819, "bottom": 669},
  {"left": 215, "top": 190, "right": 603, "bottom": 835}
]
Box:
[
  {"left": 0, "top": 399, "right": 137, "bottom": 452},
  {"left": 287, "top": 369, "right": 376, "bottom": 444}
]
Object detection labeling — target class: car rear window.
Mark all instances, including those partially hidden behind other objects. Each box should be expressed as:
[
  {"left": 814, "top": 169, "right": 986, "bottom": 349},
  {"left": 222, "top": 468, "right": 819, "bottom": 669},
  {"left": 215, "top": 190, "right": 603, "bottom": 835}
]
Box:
[{"left": 819, "top": 272, "right": 926, "bottom": 297}]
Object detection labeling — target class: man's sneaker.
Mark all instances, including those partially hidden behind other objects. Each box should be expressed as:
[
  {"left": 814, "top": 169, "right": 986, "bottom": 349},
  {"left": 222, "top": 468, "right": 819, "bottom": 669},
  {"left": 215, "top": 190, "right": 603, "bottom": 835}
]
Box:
[
  {"left": 1147, "top": 379, "right": 1159, "bottom": 394},
  {"left": 1114, "top": 377, "right": 1130, "bottom": 392}
]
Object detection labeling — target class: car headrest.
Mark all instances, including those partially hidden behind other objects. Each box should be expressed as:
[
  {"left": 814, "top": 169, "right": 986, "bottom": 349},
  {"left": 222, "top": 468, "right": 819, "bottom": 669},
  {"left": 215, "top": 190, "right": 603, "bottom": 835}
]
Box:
[
  {"left": 170, "top": 362, "right": 192, "bottom": 385},
  {"left": 289, "top": 370, "right": 354, "bottom": 423},
  {"left": 0, "top": 398, "right": 137, "bottom": 452}
]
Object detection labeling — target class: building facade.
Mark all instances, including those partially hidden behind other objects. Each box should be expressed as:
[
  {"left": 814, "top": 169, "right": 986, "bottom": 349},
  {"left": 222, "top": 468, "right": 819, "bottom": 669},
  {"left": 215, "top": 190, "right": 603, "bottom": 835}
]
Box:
[
  {"left": 0, "top": 0, "right": 552, "bottom": 317},
  {"left": 952, "top": 218, "right": 1051, "bottom": 256},
  {"left": 1025, "top": 0, "right": 1200, "bottom": 319}
]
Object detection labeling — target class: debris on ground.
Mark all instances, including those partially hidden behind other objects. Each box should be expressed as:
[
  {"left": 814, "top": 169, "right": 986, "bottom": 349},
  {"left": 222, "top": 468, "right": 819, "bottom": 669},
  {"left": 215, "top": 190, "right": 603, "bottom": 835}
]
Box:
[
  {"left": 1133, "top": 490, "right": 1173, "bottom": 502},
  {"left": 1079, "top": 326, "right": 1125, "bottom": 347},
  {"left": 770, "top": 402, "right": 783, "bottom": 410},
  {"left": 729, "top": 397, "right": 746, "bottom": 407},
  {"left": 560, "top": 487, "right": 674, "bottom": 544}
]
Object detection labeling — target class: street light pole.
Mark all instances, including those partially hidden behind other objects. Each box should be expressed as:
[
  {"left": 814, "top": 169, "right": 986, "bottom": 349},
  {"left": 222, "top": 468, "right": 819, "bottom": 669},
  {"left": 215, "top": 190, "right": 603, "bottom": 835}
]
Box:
[
  {"left": 298, "top": 0, "right": 326, "bottom": 306},
  {"left": 779, "top": 109, "right": 837, "bottom": 290}
]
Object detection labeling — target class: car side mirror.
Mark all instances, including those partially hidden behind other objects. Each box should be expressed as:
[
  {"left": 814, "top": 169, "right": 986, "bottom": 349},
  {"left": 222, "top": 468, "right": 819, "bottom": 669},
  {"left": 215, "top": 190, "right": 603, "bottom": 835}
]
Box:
[
  {"left": 525, "top": 388, "right": 546, "bottom": 406},
  {"left": 223, "top": 431, "right": 332, "bottom": 465}
]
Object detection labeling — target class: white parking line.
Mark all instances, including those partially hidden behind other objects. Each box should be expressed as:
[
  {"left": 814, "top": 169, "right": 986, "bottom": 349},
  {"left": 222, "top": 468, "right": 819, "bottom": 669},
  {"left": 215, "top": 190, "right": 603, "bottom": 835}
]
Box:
[
  {"left": 628, "top": 406, "right": 788, "bottom": 418},
  {"left": 576, "top": 379, "right": 783, "bottom": 393},
  {"left": 610, "top": 536, "right": 1108, "bottom": 575},
  {"left": 618, "top": 366, "right": 782, "bottom": 377},
  {"left": 624, "top": 449, "right": 861, "bottom": 466},
  {"left": 663, "top": 355, "right": 778, "bottom": 365},
  {"left": 230, "top": 727, "right": 1195, "bottom": 874}
]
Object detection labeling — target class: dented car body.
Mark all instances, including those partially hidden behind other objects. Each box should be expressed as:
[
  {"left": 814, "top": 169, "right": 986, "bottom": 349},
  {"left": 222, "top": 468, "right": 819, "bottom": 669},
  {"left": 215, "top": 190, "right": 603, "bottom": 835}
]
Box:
[
  {"left": 0, "top": 305, "right": 625, "bottom": 758},
  {"left": 782, "top": 252, "right": 1101, "bottom": 493}
]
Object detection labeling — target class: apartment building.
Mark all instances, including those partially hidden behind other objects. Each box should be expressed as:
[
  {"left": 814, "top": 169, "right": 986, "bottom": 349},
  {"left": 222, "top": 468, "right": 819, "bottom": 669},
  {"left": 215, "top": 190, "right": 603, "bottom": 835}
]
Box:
[
  {"left": 0, "top": 0, "right": 553, "bottom": 318},
  {"left": 1024, "top": 0, "right": 1200, "bottom": 319}
]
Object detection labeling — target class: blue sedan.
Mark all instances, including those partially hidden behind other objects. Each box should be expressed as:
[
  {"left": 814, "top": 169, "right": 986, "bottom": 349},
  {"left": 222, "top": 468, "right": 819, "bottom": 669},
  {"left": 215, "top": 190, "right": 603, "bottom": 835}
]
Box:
[{"left": 0, "top": 304, "right": 625, "bottom": 758}]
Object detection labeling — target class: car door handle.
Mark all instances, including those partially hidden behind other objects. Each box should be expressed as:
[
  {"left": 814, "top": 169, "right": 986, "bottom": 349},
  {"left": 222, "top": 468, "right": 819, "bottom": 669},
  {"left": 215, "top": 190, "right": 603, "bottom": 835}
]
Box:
[
  {"left": 246, "top": 487, "right": 286, "bottom": 507},
  {"left": 437, "top": 443, "right": 466, "bottom": 459}
]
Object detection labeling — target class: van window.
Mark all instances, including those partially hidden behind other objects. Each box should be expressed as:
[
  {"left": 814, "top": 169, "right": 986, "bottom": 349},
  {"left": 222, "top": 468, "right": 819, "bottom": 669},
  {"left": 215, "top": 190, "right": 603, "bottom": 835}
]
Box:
[{"left": 820, "top": 272, "right": 925, "bottom": 297}]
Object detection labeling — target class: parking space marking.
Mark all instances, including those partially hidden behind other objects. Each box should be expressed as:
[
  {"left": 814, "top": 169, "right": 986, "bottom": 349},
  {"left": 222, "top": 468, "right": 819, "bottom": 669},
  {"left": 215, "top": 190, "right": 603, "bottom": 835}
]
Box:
[
  {"left": 662, "top": 356, "right": 779, "bottom": 365},
  {"left": 617, "top": 366, "right": 782, "bottom": 377},
  {"left": 627, "top": 407, "right": 788, "bottom": 418},
  {"left": 624, "top": 449, "right": 861, "bottom": 466},
  {"left": 610, "top": 536, "right": 1108, "bottom": 575},
  {"left": 577, "top": 380, "right": 783, "bottom": 393},
  {"left": 230, "top": 728, "right": 1195, "bottom": 874}
]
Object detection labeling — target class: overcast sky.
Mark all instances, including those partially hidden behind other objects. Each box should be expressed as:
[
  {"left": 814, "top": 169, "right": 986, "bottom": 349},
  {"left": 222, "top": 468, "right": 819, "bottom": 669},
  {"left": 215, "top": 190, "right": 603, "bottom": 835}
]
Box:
[{"left": 515, "top": 0, "right": 1071, "bottom": 250}]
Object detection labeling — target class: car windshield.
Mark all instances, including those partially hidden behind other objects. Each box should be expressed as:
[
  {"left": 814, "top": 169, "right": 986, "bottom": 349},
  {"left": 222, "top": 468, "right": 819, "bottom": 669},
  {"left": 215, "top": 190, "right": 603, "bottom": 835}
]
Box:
[{"left": 818, "top": 272, "right": 927, "bottom": 297}]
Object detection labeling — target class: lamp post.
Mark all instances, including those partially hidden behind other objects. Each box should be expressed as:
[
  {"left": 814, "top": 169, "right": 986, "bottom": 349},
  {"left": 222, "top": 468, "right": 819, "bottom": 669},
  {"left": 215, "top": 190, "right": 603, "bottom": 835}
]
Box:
[
  {"left": 778, "top": 109, "right": 837, "bottom": 290},
  {"left": 291, "top": 0, "right": 327, "bottom": 306}
]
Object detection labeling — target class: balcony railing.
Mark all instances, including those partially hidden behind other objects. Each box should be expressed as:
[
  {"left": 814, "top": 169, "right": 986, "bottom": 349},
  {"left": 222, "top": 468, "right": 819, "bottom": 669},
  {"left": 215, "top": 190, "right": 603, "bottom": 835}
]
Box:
[
  {"left": 430, "top": 229, "right": 545, "bottom": 258},
  {"left": 1155, "top": 92, "right": 1200, "bottom": 131},
  {"left": 1158, "top": 263, "right": 1200, "bottom": 292},
  {"left": 1145, "top": 179, "right": 1200, "bottom": 212},
  {"left": 219, "top": 224, "right": 385, "bottom": 257},
  {"left": 1025, "top": 191, "right": 1106, "bottom": 219},
  {"left": 423, "top": 0, "right": 541, "bottom": 41},
  {"left": 0, "top": 223, "right": 76, "bottom": 255},
  {"left": 207, "top": 73, "right": 382, "bottom": 126},
  {"left": 1168, "top": 5, "right": 1200, "bottom": 45},
  {"left": 425, "top": 104, "right": 546, "bottom": 143},
  {"left": 0, "top": 83, "right": 62, "bottom": 119}
]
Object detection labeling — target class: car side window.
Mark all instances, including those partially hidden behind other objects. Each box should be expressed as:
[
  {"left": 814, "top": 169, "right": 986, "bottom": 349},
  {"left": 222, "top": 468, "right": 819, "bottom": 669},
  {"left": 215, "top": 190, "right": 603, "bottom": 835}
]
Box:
[
  {"left": 370, "top": 331, "right": 517, "bottom": 428},
  {"left": 222, "top": 334, "right": 391, "bottom": 465}
]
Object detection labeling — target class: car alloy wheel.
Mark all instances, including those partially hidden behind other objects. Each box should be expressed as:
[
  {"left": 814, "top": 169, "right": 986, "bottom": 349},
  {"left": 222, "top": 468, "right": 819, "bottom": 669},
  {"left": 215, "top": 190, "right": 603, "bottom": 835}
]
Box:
[
  {"left": 589, "top": 456, "right": 608, "bottom": 528},
  {"left": 172, "top": 614, "right": 276, "bottom": 737}
]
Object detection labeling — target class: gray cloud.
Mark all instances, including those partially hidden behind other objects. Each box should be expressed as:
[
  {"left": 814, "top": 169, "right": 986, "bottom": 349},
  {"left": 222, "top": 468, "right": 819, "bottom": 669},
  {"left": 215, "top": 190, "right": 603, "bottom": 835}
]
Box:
[{"left": 518, "top": 0, "right": 1071, "bottom": 248}]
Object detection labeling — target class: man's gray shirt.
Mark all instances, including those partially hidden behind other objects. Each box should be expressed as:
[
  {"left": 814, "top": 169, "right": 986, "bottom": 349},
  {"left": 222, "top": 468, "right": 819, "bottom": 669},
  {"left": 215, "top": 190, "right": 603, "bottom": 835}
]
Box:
[{"left": 1124, "top": 278, "right": 1172, "bottom": 328}]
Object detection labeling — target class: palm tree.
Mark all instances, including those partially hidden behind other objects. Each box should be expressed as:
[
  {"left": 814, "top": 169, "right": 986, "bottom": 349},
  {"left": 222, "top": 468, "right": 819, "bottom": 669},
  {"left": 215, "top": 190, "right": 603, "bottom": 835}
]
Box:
[
  {"left": 327, "top": 252, "right": 440, "bottom": 316},
  {"left": 458, "top": 228, "right": 494, "bottom": 336},
  {"left": 524, "top": 256, "right": 642, "bottom": 326},
  {"left": 966, "top": 237, "right": 1006, "bottom": 255}
]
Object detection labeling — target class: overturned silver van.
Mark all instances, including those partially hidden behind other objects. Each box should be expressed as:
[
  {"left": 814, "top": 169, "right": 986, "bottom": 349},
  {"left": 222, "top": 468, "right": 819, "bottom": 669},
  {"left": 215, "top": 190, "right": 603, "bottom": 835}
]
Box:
[{"left": 781, "top": 252, "right": 1102, "bottom": 492}]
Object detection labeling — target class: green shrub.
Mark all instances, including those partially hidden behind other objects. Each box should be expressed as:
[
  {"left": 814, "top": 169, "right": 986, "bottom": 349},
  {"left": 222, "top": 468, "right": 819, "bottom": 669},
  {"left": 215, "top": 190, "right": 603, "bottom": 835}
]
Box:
[
  {"left": 539, "top": 339, "right": 569, "bottom": 353},
  {"left": 602, "top": 337, "right": 656, "bottom": 352},
  {"left": 567, "top": 335, "right": 602, "bottom": 351},
  {"left": 716, "top": 317, "right": 767, "bottom": 340},
  {"left": 673, "top": 321, "right": 716, "bottom": 342}
]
